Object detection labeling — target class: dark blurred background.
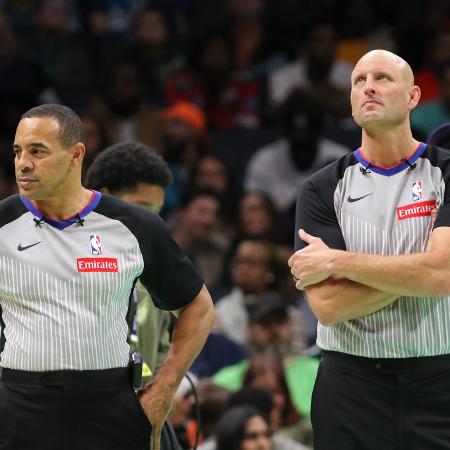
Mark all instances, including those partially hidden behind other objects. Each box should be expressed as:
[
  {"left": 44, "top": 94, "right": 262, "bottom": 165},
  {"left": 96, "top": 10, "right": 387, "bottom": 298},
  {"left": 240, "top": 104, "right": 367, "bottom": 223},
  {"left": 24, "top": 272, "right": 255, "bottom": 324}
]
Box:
[{"left": 1, "top": 0, "right": 449, "bottom": 200}]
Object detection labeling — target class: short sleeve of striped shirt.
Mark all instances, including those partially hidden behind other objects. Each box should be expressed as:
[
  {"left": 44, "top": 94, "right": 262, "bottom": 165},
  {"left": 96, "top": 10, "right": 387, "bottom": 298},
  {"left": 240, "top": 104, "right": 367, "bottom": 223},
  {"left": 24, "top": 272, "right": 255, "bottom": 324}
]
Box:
[{"left": 294, "top": 155, "right": 352, "bottom": 251}]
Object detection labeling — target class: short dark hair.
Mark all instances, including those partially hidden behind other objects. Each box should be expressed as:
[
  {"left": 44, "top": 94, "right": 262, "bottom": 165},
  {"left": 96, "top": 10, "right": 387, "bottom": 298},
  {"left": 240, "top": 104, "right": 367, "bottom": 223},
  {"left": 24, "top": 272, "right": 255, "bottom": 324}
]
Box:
[
  {"left": 84, "top": 141, "right": 173, "bottom": 194},
  {"left": 21, "top": 104, "right": 84, "bottom": 148}
]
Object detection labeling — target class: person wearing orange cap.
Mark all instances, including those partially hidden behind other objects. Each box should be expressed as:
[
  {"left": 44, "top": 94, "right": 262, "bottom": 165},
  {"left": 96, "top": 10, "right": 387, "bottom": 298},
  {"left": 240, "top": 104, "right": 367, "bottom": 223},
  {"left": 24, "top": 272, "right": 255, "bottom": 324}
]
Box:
[{"left": 161, "top": 101, "right": 208, "bottom": 213}]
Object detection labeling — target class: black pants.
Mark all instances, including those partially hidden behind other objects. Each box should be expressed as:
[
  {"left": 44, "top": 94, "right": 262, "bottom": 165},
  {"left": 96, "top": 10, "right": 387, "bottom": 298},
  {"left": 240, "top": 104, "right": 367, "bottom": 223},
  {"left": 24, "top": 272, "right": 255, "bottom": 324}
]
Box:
[
  {"left": 312, "top": 351, "right": 450, "bottom": 450},
  {"left": 0, "top": 367, "right": 152, "bottom": 450}
]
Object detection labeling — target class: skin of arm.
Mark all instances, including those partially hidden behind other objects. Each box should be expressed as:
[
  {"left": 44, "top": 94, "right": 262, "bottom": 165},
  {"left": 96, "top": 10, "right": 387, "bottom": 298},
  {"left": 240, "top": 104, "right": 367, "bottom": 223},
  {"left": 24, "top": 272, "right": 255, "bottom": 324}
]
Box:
[
  {"left": 289, "top": 230, "right": 398, "bottom": 325},
  {"left": 290, "top": 227, "right": 450, "bottom": 317},
  {"left": 139, "top": 285, "right": 215, "bottom": 450}
]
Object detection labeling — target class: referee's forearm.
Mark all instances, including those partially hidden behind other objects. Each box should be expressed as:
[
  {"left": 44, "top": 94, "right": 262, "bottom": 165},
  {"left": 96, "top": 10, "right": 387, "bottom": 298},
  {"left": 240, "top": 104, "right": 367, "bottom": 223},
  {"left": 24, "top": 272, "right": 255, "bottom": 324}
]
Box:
[
  {"left": 327, "top": 250, "right": 450, "bottom": 298},
  {"left": 306, "top": 276, "right": 398, "bottom": 324},
  {"left": 151, "top": 285, "right": 215, "bottom": 390}
]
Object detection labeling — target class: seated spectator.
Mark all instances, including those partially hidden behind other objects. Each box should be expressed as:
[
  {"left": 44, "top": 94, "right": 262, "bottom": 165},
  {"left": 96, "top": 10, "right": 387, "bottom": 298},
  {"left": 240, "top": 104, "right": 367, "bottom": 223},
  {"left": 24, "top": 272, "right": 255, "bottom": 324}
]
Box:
[
  {"left": 227, "top": 388, "right": 311, "bottom": 449},
  {"left": 191, "top": 379, "right": 232, "bottom": 449},
  {"left": 160, "top": 101, "right": 207, "bottom": 212},
  {"left": 190, "top": 331, "right": 247, "bottom": 378},
  {"left": 216, "top": 406, "right": 273, "bottom": 450},
  {"left": 89, "top": 60, "right": 163, "bottom": 149},
  {"left": 213, "top": 352, "right": 318, "bottom": 422},
  {"left": 224, "top": 0, "right": 285, "bottom": 74},
  {"left": 411, "top": 62, "right": 450, "bottom": 139},
  {"left": 124, "top": 7, "right": 184, "bottom": 106},
  {"left": 245, "top": 89, "right": 349, "bottom": 215},
  {"left": 201, "top": 395, "right": 309, "bottom": 450},
  {"left": 169, "top": 188, "right": 230, "bottom": 291},
  {"left": 165, "top": 31, "right": 263, "bottom": 130},
  {"left": 246, "top": 292, "right": 306, "bottom": 357},
  {"left": 335, "top": 0, "right": 397, "bottom": 65},
  {"left": 32, "top": 0, "right": 92, "bottom": 110},
  {"left": 189, "top": 154, "right": 242, "bottom": 227},
  {"left": 243, "top": 356, "right": 305, "bottom": 437},
  {"left": 237, "top": 192, "right": 279, "bottom": 243},
  {"left": 267, "top": 22, "right": 353, "bottom": 123},
  {"left": 84, "top": 142, "right": 174, "bottom": 378},
  {"left": 78, "top": 112, "right": 110, "bottom": 176},
  {"left": 214, "top": 239, "right": 279, "bottom": 344}
]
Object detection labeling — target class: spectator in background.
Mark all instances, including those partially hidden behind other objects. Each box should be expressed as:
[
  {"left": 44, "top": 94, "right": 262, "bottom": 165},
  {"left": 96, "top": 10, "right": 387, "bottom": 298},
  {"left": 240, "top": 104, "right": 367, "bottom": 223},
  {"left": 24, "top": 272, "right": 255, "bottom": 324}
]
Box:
[
  {"left": 161, "top": 101, "right": 207, "bottom": 212},
  {"left": 216, "top": 406, "right": 273, "bottom": 450},
  {"left": 242, "top": 355, "right": 312, "bottom": 445},
  {"left": 189, "top": 154, "right": 241, "bottom": 229},
  {"left": 89, "top": 59, "right": 163, "bottom": 150},
  {"left": 124, "top": 7, "right": 184, "bottom": 106},
  {"left": 31, "top": 0, "right": 92, "bottom": 110},
  {"left": 170, "top": 188, "right": 229, "bottom": 291},
  {"left": 237, "top": 192, "right": 279, "bottom": 243},
  {"left": 80, "top": 0, "right": 149, "bottom": 37},
  {"left": 165, "top": 31, "right": 263, "bottom": 130},
  {"left": 268, "top": 22, "right": 353, "bottom": 123},
  {"left": 245, "top": 292, "right": 305, "bottom": 357},
  {"left": 213, "top": 349, "right": 319, "bottom": 425},
  {"left": 79, "top": 112, "right": 110, "bottom": 176},
  {"left": 225, "top": 388, "right": 311, "bottom": 450},
  {"left": 191, "top": 379, "right": 232, "bottom": 449},
  {"left": 245, "top": 89, "right": 349, "bottom": 222},
  {"left": 411, "top": 61, "right": 450, "bottom": 139},
  {"left": 85, "top": 141, "right": 184, "bottom": 450},
  {"left": 214, "top": 239, "right": 278, "bottom": 345},
  {"left": 84, "top": 142, "right": 173, "bottom": 379},
  {"left": 224, "top": 0, "right": 285, "bottom": 74},
  {"left": 415, "top": 28, "right": 450, "bottom": 103},
  {"left": 335, "top": 0, "right": 396, "bottom": 66}
]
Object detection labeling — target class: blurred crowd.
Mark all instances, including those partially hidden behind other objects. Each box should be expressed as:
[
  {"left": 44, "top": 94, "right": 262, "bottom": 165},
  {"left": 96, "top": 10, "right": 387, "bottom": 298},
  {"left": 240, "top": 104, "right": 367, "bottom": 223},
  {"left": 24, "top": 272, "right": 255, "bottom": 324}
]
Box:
[{"left": 2, "top": 0, "right": 450, "bottom": 448}]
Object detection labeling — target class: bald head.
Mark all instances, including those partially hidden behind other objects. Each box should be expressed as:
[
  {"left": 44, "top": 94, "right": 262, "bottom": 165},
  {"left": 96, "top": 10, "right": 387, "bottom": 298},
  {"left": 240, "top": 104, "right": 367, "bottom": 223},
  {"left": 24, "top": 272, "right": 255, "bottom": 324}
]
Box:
[
  {"left": 353, "top": 50, "right": 414, "bottom": 87},
  {"left": 350, "top": 49, "right": 421, "bottom": 131}
]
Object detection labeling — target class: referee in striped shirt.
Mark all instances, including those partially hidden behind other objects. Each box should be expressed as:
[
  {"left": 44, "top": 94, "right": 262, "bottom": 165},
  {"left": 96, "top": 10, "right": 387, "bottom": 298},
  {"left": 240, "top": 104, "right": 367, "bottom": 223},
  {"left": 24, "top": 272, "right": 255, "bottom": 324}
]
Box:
[
  {"left": 289, "top": 50, "right": 450, "bottom": 449},
  {"left": 0, "top": 104, "right": 215, "bottom": 450}
]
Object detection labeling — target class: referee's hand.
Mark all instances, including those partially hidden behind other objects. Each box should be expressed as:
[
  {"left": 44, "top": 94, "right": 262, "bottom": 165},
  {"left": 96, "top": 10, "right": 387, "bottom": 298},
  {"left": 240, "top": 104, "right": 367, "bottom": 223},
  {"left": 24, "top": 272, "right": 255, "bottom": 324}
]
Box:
[{"left": 139, "top": 382, "right": 175, "bottom": 450}]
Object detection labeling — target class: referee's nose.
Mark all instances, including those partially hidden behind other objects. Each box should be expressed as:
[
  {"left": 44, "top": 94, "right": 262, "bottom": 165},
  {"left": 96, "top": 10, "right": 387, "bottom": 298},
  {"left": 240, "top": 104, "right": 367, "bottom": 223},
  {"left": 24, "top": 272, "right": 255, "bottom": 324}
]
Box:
[{"left": 15, "top": 152, "right": 34, "bottom": 175}]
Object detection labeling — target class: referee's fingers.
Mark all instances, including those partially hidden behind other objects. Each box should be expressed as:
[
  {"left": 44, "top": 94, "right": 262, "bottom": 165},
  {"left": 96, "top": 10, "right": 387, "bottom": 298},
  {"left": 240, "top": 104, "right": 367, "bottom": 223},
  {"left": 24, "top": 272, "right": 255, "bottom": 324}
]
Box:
[{"left": 152, "top": 426, "right": 162, "bottom": 450}]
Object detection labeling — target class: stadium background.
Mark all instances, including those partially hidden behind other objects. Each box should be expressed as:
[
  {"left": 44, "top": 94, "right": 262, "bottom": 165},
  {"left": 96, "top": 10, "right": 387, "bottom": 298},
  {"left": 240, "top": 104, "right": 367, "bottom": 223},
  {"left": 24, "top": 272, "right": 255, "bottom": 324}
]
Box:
[{"left": 1, "top": 1, "right": 450, "bottom": 449}]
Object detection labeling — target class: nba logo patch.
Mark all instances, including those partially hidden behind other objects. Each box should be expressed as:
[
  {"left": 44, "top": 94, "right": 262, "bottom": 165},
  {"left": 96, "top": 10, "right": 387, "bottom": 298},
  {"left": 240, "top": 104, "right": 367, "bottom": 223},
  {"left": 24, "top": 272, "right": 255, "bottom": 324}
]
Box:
[
  {"left": 90, "top": 235, "right": 102, "bottom": 256},
  {"left": 412, "top": 181, "right": 422, "bottom": 201}
]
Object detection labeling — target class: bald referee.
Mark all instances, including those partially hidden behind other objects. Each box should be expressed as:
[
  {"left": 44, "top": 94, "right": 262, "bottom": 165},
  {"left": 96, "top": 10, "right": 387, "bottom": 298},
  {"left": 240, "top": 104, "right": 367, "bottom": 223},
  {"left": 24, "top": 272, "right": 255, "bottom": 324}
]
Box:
[
  {"left": 0, "top": 104, "right": 215, "bottom": 450},
  {"left": 289, "top": 50, "right": 450, "bottom": 449}
]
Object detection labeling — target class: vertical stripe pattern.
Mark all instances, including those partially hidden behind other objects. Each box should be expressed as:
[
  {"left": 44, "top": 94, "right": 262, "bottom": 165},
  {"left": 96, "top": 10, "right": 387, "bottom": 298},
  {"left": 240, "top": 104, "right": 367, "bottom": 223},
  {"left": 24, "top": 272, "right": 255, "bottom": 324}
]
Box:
[
  {"left": 0, "top": 212, "right": 144, "bottom": 370},
  {"left": 317, "top": 158, "right": 450, "bottom": 357}
]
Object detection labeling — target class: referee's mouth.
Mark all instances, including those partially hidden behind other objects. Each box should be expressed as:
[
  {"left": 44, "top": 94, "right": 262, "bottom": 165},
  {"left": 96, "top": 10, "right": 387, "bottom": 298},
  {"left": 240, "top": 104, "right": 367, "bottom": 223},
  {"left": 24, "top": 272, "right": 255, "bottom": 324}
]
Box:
[{"left": 17, "top": 177, "right": 38, "bottom": 187}]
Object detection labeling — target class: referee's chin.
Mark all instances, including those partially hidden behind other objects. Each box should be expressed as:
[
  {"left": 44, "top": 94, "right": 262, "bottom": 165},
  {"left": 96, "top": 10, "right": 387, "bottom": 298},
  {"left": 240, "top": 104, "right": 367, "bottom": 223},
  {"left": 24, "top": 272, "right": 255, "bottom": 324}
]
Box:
[{"left": 16, "top": 184, "right": 42, "bottom": 200}]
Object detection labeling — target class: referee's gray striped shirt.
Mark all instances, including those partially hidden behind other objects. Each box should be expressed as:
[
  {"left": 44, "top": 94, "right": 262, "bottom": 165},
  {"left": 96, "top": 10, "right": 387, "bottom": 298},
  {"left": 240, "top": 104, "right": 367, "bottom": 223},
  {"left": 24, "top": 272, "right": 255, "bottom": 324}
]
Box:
[
  {"left": 0, "top": 192, "right": 203, "bottom": 371},
  {"left": 295, "top": 143, "right": 450, "bottom": 358}
]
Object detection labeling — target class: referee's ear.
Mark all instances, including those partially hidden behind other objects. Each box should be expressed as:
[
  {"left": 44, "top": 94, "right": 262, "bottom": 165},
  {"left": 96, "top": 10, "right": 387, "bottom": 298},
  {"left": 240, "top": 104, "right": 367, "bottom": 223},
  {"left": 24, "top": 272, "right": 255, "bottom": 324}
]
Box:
[{"left": 70, "top": 142, "right": 86, "bottom": 168}]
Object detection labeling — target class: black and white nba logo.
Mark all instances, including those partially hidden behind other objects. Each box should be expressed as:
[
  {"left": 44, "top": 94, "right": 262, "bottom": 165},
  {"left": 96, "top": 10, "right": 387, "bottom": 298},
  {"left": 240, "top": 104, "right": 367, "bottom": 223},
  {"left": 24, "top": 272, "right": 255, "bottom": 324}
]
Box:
[
  {"left": 90, "top": 235, "right": 102, "bottom": 256},
  {"left": 412, "top": 180, "right": 422, "bottom": 202}
]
